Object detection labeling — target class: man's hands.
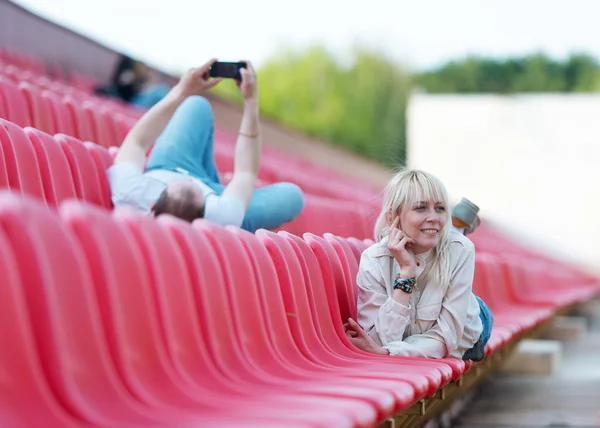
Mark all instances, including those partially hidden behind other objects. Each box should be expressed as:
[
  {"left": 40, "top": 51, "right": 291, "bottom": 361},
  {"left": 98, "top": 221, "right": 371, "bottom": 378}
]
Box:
[
  {"left": 174, "top": 59, "right": 222, "bottom": 98},
  {"left": 344, "top": 318, "right": 389, "bottom": 356},
  {"left": 173, "top": 59, "right": 258, "bottom": 103}
]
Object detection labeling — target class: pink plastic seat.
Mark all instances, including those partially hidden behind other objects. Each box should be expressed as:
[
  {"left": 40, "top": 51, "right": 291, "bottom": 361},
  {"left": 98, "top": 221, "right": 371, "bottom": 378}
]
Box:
[
  {"left": 62, "top": 96, "right": 95, "bottom": 142},
  {"left": 0, "top": 76, "right": 31, "bottom": 127},
  {"left": 54, "top": 133, "right": 108, "bottom": 208},
  {"left": 63, "top": 201, "right": 372, "bottom": 427},
  {"left": 118, "top": 210, "right": 377, "bottom": 427},
  {"left": 0, "top": 119, "right": 45, "bottom": 201},
  {"left": 0, "top": 216, "right": 82, "bottom": 427},
  {"left": 476, "top": 252, "right": 554, "bottom": 333},
  {"left": 42, "top": 90, "right": 77, "bottom": 136},
  {"left": 0, "top": 194, "right": 202, "bottom": 426},
  {"left": 83, "top": 142, "right": 113, "bottom": 208},
  {"left": 26, "top": 128, "right": 81, "bottom": 205},
  {"left": 19, "top": 82, "right": 54, "bottom": 134}
]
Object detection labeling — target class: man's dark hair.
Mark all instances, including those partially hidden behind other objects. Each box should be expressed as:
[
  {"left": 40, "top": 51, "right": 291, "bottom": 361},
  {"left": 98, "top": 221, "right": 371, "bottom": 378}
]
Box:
[{"left": 153, "top": 188, "right": 204, "bottom": 222}]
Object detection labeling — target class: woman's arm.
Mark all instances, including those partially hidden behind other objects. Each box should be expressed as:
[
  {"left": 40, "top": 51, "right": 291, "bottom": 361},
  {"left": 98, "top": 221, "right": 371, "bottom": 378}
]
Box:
[
  {"left": 382, "top": 242, "right": 477, "bottom": 358},
  {"left": 355, "top": 251, "right": 413, "bottom": 345},
  {"left": 114, "top": 59, "right": 222, "bottom": 170}
]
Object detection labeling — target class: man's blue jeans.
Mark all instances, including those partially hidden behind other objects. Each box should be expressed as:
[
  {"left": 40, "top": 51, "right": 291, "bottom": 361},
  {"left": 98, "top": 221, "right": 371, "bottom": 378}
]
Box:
[{"left": 145, "top": 96, "right": 304, "bottom": 232}]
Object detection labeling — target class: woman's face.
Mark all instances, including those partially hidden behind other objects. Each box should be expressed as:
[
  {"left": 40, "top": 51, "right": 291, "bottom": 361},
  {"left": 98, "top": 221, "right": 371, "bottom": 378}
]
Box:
[{"left": 398, "top": 199, "right": 447, "bottom": 254}]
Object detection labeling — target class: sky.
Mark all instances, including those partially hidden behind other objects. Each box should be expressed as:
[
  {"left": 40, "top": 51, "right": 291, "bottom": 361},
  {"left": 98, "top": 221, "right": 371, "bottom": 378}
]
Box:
[{"left": 12, "top": 0, "right": 600, "bottom": 73}]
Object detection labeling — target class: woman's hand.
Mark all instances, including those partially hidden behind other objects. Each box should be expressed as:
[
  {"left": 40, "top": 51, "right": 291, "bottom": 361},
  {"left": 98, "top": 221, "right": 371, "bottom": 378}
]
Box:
[
  {"left": 174, "top": 59, "right": 222, "bottom": 98},
  {"left": 235, "top": 60, "right": 258, "bottom": 102},
  {"left": 344, "top": 318, "right": 389, "bottom": 356},
  {"left": 387, "top": 216, "right": 417, "bottom": 277}
]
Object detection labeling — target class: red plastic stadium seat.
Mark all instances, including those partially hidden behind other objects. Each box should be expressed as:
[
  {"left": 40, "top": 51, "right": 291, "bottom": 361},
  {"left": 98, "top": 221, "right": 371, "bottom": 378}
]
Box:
[
  {"left": 0, "top": 214, "right": 82, "bottom": 427},
  {"left": 25, "top": 128, "right": 78, "bottom": 206},
  {"left": 0, "top": 76, "right": 31, "bottom": 127},
  {"left": 0, "top": 119, "right": 45, "bottom": 201},
  {"left": 54, "top": 134, "right": 109, "bottom": 208},
  {"left": 62, "top": 97, "right": 95, "bottom": 142},
  {"left": 62, "top": 201, "right": 374, "bottom": 427},
  {"left": 18, "top": 82, "right": 54, "bottom": 134},
  {"left": 41, "top": 90, "right": 77, "bottom": 137}
]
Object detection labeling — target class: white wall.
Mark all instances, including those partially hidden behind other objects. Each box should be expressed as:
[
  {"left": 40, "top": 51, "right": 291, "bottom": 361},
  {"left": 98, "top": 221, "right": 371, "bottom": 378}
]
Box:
[{"left": 407, "top": 92, "right": 600, "bottom": 273}]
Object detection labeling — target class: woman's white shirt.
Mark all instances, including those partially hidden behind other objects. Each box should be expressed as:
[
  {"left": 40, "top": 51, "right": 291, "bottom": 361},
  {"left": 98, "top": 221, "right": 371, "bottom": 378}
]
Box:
[{"left": 356, "top": 229, "right": 483, "bottom": 359}]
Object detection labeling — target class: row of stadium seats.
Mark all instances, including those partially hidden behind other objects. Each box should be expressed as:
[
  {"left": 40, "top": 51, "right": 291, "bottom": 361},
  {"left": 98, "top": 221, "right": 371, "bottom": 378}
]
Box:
[
  {"left": 2, "top": 188, "right": 598, "bottom": 427},
  {"left": 1, "top": 45, "right": 599, "bottom": 427},
  {"left": 0, "top": 117, "right": 374, "bottom": 238}
]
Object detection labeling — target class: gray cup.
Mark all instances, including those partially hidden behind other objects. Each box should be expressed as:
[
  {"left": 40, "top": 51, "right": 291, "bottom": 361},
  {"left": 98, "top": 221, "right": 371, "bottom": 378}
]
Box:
[{"left": 451, "top": 198, "right": 480, "bottom": 228}]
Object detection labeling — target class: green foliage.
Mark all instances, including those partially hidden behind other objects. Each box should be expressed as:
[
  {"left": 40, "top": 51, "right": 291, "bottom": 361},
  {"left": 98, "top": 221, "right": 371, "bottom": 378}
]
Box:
[
  {"left": 417, "top": 53, "right": 600, "bottom": 94},
  {"left": 211, "top": 45, "right": 413, "bottom": 167},
  {"left": 211, "top": 49, "right": 600, "bottom": 166}
]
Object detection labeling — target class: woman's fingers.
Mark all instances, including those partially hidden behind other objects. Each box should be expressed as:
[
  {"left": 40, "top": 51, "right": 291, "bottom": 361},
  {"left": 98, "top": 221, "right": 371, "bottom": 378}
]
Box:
[
  {"left": 391, "top": 236, "right": 412, "bottom": 252},
  {"left": 348, "top": 318, "right": 370, "bottom": 340}
]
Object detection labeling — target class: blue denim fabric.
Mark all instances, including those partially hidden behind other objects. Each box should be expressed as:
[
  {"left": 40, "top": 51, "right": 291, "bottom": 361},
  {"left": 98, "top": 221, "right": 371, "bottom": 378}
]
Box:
[
  {"left": 475, "top": 295, "right": 493, "bottom": 347},
  {"left": 145, "top": 96, "right": 304, "bottom": 232},
  {"left": 462, "top": 294, "right": 494, "bottom": 361}
]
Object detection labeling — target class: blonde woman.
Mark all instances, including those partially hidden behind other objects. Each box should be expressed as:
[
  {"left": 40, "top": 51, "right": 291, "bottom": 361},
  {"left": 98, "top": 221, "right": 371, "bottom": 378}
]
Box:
[{"left": 345, "top": 170, "right": 493, "bottom": 360}]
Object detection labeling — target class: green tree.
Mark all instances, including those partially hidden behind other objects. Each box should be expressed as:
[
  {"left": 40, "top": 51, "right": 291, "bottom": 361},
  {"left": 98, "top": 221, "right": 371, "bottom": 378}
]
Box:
[
  {"left": 212, "top": 45, "right": 412, "bottom": 166},
  {"left": 211, "top": 49, "right": 600, "bottom": 166},
  {"left": 416, "top": 53, "right": 600, "bottom": 94}
]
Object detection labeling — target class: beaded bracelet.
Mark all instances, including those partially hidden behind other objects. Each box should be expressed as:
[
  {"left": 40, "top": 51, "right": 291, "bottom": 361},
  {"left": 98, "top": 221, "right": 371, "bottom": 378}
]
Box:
[{"left": 393, "top": 274, "right": 416, "bottom": 294}]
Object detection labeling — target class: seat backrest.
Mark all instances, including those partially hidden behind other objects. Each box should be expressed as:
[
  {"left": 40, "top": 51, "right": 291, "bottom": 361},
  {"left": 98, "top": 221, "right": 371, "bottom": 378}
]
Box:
[
  {"left": 280, "top": 231, "right": 355, "bottom": 353},
  {"left": 159, "top": 217, "right": 251, "bottom": 379},
  {"left": 0, "top": 194, "right": 152, "bottom": 425},
  {"left": 54, "top": 133, "right": 107, "bottom": 208},
  {"left": 0, "top": 119, "right": 46, "bottom": 201},
  {"left": 25, "top": 128, "right": 78, "bottom": 206},
  {"left": 227, "top": 226, "right": 310, "bottom": 366},
  {"left": 87, "top": 105, "right": 118, "bottom": 148},
  {"left": 0, "top": 138, "right": 9, "bottom": 189},
  {"left": 22, "top": 127, "right": 58, "bottom": 205},
  {"left": 0, "top": 82, "right": 7, "bottom": 120},
  {"left": 475, "top": 252, "right": 510, "bottom": 308},
  {"left": 193, "top": 221, "right": 281, "bottom": 365},
  {"left": 18, "top": 82, "right": 54, "bottom": 134},
  {"left": 346, "top": 237, "right": 367, "bottom": 261},
  {"left": 83, "top": 142, "right": 113, "bottom": 209},
  {"left": 60, "top": 201, "right": 199, "bottom": 408},
  {"left": 62, "top": 96, "right": 95, "bottom": 142},
  {"left": 304, "top": 233, "right": 354, "bottom": 323},
  {"left": 495, "top": 255, "right": 528, "bottom": 305},
  {"left": 0, "top": 121, "right": 19, "bottom": 190},
  {"left": 41, "top": 90, "right": 76, "bottom": 137},
  {"left": 0, "top": 220, "right": 81, "bottom": 428},
  {"left": 80, "top": 103, "right": 99, "bottom": 143},
  {"left": 0, "top": 76, "right": 31, "bottom": 127},
  {"left": 116, "top": 210, "right": 223, "bottom": 387},
  {"left": 325, "top": 234, "right": 360, "bottom": 320},
  {"left": 257, "top": 229, "right": 334, "bottom": 357},
  {"left": 472, "top": 253, "right": 496, "bottom": 308}
]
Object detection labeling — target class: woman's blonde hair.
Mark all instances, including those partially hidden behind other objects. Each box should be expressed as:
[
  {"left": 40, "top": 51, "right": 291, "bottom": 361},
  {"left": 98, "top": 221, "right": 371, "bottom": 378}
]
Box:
[{"left": 373, "top": 169, "right": 451, "bottom": 289}]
